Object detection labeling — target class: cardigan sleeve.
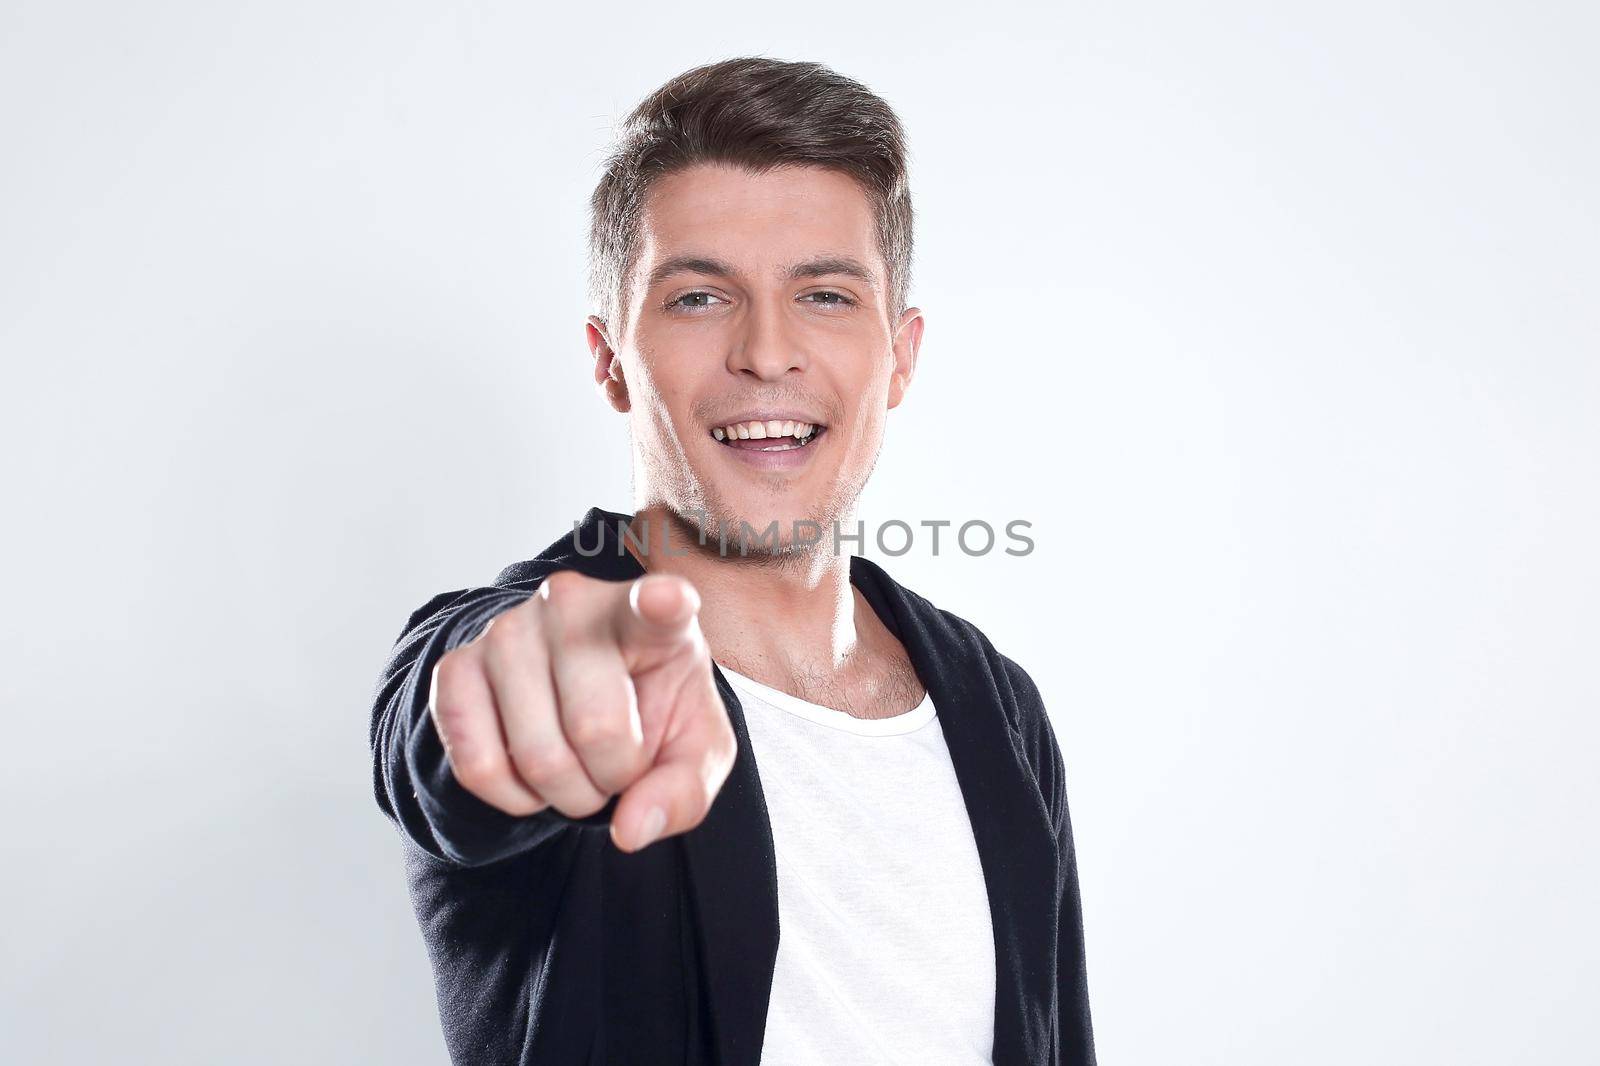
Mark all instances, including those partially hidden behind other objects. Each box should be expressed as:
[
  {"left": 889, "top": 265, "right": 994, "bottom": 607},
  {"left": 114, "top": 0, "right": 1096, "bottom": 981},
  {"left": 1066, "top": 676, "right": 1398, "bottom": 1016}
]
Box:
[
  {"left": 1002, "top": 656, "right": 1098, "bottom": 1065},
  {"left": 1046, "top": 730, "right": 1097, "bottom": 1065},
  {"left": 368, "top": 581, "right": 616, "bottom": 868}
]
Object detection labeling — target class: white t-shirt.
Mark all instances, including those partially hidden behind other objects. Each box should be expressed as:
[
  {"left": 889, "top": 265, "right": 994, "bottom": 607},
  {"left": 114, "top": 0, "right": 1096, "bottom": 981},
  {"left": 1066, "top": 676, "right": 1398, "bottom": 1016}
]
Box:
[{"left": 716, "top": 664, "right": 997, "bottom": 1066}]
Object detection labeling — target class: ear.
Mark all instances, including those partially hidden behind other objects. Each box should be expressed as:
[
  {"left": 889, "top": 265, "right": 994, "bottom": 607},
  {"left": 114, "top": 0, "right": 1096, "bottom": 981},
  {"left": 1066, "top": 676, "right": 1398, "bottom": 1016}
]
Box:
[
  {"left": 587, "top": 315, "right": 630, "bottom": 413},
  {"left": 886, "top": 306, "right": 924, "bottom": 410}
]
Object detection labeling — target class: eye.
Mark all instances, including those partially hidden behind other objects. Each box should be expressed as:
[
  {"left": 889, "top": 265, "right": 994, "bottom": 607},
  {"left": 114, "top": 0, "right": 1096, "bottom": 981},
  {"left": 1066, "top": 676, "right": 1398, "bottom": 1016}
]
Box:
[
  {"left": 800, "top": 290, "right": 857, "bottom": 309},
  {"left": 668, "top": 290, "right": 727, "bottom": 312}
]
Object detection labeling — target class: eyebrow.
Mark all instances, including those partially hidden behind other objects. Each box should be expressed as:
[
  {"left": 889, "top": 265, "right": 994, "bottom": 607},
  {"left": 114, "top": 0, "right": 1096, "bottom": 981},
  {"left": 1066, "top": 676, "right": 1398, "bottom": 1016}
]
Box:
[
  {"left": 648, "top": 256, "right": 736, "bottom": 288},
  {"left": 789, "top": 256, "right": 878, "bottom": 289},
  {"left": 647, "top": 253, "right": 880, "bottom": 291}
]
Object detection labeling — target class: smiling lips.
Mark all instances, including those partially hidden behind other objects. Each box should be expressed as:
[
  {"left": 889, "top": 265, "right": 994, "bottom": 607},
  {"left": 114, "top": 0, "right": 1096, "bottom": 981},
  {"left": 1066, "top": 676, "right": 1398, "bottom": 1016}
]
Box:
[{"left": 712, "top": 419, "right": 824, "bottom": 452}]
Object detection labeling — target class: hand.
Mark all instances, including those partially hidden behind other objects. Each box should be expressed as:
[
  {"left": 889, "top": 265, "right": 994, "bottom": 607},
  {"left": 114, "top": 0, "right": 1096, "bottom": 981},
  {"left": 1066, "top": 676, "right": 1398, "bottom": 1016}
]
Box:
[{"left": 428, "top": 571, "right": 736, "bottom": 852}]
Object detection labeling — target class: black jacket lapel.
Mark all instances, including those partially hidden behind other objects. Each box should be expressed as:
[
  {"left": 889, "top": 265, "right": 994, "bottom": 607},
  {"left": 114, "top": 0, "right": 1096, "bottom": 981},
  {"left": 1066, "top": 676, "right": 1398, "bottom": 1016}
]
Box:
[
  {"left": 577, "top": 509, "right": 779, "bottom": 1065},
  {"left": 850, "top": 555, "right": 1060, "bottom": 1065},
  {"left": 684, "top": 667, "right": 779, "bottom": 1066}
]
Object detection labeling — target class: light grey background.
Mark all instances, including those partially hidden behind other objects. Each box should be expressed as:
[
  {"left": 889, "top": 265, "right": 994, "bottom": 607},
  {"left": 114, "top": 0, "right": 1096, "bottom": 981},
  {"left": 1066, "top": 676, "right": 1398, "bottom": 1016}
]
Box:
[{"left": 2, "top": 1, "right": 1595, "bottom": 1063}]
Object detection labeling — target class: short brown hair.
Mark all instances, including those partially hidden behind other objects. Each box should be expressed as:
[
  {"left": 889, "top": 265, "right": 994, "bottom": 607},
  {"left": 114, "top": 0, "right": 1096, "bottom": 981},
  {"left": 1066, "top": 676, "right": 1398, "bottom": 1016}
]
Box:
[{"left": 587, "top": 56, "right": 914, "bottom": 332}]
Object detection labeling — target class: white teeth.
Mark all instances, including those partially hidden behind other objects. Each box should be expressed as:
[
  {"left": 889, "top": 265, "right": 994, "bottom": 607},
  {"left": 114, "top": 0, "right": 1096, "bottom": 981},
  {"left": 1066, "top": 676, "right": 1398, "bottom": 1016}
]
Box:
[{"left": 713, "top": 419, "right": 824, "bottom": 442}]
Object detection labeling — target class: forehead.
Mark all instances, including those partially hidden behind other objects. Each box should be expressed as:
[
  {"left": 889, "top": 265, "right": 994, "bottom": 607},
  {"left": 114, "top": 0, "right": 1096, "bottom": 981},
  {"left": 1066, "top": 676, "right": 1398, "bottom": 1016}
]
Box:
[{"left": 633, "top": 163, "right": 882, "bottom": 279}]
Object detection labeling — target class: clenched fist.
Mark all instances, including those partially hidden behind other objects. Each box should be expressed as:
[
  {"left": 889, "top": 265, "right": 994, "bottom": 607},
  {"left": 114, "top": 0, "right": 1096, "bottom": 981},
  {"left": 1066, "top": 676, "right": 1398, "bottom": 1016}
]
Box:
[{"left": 427, "top": 571, "right": 737, "bottom": 852}]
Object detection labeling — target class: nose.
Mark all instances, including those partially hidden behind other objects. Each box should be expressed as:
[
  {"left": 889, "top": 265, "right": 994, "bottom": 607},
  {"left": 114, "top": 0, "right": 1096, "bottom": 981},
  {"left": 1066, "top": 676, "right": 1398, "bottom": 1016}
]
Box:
[{"left": 725, "top": 295, "right": 807, "bottom": 381}]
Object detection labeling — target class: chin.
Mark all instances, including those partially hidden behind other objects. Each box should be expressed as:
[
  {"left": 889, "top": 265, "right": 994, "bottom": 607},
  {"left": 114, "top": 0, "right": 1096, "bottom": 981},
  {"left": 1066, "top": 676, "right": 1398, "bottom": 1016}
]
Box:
[
  {"left": 651, "top": 438, "right": 863, "bottom": 558},
  {"left": 682, "top": 492, "right": 836, "bottom": 559}
]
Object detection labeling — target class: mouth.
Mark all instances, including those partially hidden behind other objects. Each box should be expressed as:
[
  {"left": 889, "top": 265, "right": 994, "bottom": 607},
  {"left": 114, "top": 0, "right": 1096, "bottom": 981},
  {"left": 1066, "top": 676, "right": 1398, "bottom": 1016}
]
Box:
[{"left": 710, "top": 418, "right": 829, "bottom": 454}]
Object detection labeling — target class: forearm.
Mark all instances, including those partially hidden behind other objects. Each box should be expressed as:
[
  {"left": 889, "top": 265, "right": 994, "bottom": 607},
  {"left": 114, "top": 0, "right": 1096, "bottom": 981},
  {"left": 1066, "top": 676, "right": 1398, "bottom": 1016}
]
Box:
[
  {"left": 370, "top": 586, "right": 574, "bottom": 867},
  {"left": 1056, "top": 812, "right": 1096, "bottom": 1065}
]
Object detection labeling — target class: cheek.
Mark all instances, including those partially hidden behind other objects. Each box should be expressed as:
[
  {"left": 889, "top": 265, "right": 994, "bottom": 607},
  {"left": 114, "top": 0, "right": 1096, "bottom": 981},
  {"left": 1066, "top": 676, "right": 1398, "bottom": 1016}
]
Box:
[
  {"left": 838, "top": 404, "right": 887, "bottom": 462},
  {"left": 843, "top": 353, "right": 895, "bottom": 425},
  {"left": 631, "top": 357, "right": 716, "bottom": 452},
  {"left": 628, "top": 344, "right": 686, "bottom": 414}
]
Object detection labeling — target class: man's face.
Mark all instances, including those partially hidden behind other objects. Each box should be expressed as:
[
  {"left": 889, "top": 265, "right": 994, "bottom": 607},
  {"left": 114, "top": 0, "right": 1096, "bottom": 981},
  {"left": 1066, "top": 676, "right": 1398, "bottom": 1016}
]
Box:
[{"left": 589, "top": 162, "right": 923, "bottom": 556}]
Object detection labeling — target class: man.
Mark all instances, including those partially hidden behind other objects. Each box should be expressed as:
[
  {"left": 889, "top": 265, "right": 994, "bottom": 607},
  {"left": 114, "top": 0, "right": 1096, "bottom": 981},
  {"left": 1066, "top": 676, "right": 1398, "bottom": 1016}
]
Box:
[{"left": 370, "top": 56, "right": 1095, "bottom": 1065}]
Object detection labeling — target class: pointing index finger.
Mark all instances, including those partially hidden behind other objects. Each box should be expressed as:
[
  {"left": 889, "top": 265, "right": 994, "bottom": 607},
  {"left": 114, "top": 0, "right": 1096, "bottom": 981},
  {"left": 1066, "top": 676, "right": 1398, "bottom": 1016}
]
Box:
[{"left": 616, "top": 574, "right": 701, "bottom": 655}]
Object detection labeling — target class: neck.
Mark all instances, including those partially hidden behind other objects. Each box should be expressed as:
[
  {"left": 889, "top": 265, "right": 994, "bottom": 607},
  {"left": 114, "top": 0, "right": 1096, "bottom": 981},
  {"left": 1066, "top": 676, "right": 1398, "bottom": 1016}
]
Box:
[{"left": 621, "top": 504, "right": 861, "bottom": 678}]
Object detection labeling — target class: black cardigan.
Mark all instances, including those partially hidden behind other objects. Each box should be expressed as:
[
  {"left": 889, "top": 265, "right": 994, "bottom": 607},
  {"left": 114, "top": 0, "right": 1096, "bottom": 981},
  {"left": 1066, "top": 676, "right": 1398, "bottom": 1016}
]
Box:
[{"left": 369, "top": 507, "right": 1096, "bottom": 1064}]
